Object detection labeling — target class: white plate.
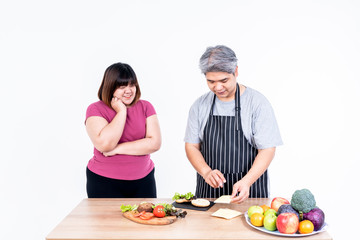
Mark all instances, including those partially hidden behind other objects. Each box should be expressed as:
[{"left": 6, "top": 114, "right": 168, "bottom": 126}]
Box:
[{"left": 245, "top": 212, "right": 328, "bottom": 237}]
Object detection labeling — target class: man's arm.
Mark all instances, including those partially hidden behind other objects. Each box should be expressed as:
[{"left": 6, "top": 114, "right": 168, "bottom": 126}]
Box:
[
  {"left": 231, "top": 147, "right": 276, "bottom": 203},
  {"left": 185, "top": 142, "right": 226, "bottom": 188}
]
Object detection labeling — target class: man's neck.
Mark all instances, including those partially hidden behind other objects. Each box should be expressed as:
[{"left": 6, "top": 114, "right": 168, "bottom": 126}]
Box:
[{"left": 239, "top": 84, "right": 246, "bottom": 96}]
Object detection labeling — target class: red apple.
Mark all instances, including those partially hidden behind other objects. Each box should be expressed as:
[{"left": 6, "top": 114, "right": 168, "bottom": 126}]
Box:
[
  {"left": 276, "top": 213, "right": 299, "bottom": 234},
  {"left": 270, "top": 197, "right": 290, "bottom": 212}
]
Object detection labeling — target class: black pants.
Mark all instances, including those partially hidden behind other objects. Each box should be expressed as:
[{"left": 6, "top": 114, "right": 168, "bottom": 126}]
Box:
[{"left": 86, "top": 167, "right": 157, "bottom": 198}]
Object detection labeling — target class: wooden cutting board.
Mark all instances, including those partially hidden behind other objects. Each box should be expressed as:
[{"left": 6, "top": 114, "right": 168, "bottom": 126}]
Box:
[{"left": 123, "top": 211, "right": 177, "bottom": 225}]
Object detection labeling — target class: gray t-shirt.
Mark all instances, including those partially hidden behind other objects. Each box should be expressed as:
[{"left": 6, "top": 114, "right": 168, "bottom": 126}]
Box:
[{"left": 184, "top": 86, "right": 283, "bottom": 149}]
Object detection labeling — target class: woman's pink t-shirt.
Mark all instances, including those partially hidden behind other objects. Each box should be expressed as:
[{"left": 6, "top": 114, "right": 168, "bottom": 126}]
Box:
[{"left": 85, "top": 100, "right": 156, "bottom": 180}]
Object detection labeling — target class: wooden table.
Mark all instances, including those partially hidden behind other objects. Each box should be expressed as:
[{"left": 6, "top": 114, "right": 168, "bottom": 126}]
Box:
[{"left": 46, "top": 198, "right": 332, "bottom": 240}]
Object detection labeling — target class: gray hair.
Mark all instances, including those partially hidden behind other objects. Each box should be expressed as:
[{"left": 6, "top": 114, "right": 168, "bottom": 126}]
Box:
[{"left": 199, "top": 45, "right": 238, "bottom": 74}]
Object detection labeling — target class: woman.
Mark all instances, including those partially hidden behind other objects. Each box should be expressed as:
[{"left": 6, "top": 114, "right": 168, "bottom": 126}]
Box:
[{"left": 85, "top": 62, "right": 161, "bottom": 198}]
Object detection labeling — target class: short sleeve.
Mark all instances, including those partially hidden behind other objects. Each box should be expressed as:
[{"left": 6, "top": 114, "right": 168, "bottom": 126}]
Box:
[
  {"left": 184, "top": 102, "right": 201, "bottom": 144},
  {"left": 85, "top": 102, "right": 110, "bottom": 123},
  {"left": 251, "top": 98, "right": 283, "bottom": 149},
  {"left": 142, "top": 100, "right": 156, "bottom": 118}
]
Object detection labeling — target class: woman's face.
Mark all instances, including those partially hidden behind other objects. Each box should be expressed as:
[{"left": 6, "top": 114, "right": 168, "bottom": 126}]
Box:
[{"left": 113, "top": 84, "right": 137, "bottom": 106}]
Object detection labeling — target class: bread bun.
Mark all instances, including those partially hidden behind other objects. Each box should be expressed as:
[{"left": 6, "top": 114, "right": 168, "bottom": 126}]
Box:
[
  {"left": 191, "top": 199, "right": 210, "bottom": 207},
  {"left": 175, "top": 198, "right": 190, "bottom": 203}
]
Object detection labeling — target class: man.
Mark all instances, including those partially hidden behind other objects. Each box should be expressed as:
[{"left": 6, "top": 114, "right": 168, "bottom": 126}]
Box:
[{"left": 184, "top": 45, "right": 282, "bottom": 203}]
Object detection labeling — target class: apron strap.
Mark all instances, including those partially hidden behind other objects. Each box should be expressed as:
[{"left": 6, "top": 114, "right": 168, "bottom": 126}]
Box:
[
  {"left": 235, "top": 83, "right": 241, "bottom": 131},
  {"left": 209, "top": 83, "right": 241, "bottom": 130},
  {"left": 209, "top": 93, "right": 216, "bottom": 115}
]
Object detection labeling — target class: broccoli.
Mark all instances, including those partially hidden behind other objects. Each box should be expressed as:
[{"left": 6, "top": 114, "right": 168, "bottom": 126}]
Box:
[{"left": 290, "top": 189, "right": 316, "bottom": 213}]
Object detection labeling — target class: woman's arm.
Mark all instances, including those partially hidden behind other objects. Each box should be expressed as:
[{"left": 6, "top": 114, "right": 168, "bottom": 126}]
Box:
[
  {"left": 103, "top": 114, "right": 161, "bottom": 156},
  {"left": 86, "top": 98, "right": 127, "bottom": 152}
]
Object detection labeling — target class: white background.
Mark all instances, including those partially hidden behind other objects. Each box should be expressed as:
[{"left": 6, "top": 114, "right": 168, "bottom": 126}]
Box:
[{"left": 0, "top": 1, "right": 359, "bottom": 239}]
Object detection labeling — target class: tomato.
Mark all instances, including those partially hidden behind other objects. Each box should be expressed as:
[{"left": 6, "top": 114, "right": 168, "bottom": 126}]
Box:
[
  {"left": 133, "top": 211, "right": 146, "bottom": 217},
  {"left": 299, "top": 220, "right": 314, "bottom": 234},
  {"left": 153, "top": 205, "right": 166, "bottom": 218},
  {"left": 250, "top": 213, "right": 264, "bottom": 227},
  {"left": 139, "top": 212, "right": 154, "bottom": 220}
]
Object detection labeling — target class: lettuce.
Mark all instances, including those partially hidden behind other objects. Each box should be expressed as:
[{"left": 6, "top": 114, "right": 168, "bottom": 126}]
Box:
[{"left": 120, "top": 204, "right": 138, "bottom": 212}]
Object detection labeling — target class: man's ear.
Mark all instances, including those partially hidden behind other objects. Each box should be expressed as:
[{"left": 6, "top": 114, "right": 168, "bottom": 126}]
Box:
[{"left": 234, "top": 66, "right": 239, "bottom": 77}]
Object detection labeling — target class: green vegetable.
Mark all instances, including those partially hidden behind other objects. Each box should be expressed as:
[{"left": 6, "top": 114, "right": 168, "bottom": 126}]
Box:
[
  {"left": 172, "top": 192, "right": 194, "bottom": 200},
  {"left": 152, "top": 203, "right": 187, "bottom": 218},
  {"left": 120, "top": 204, "right": 138, "bottom": 212},
  {"left": 290, "top": 189, "right": 316, "bottom": 213},
  {"left": 153, "top": 203, "right": 174, "bottom": 212}
]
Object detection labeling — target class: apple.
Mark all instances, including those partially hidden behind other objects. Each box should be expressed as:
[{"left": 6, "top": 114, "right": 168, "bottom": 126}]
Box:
[
  {"left": 276, "top": 213, "right": 299, "bottom": 234},
  {"left": 264, "top": 208, "right": 277, "bottom": 217},
  {"left": 247, "top": 205, "right": 264, "bottom": 218},
  {"left": 270, "top": 197, "right": 290, "bottom": 212},
  {"left": 264, "top": 214, "right": 277, "bottom": 231}
]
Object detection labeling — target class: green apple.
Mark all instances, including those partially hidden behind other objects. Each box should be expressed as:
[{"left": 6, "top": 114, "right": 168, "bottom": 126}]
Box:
[
  {"left": 264, "top": 208, "right": 277, "bottom": 217},
  {"left": 264, "top": 214, "right": 277, "bottom": 231},
  {"left": 247, "top": 205, "right": 264, "bottom": 218}
]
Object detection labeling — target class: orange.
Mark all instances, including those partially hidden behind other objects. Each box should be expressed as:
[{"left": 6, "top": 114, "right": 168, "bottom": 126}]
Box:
[
  {"left": 299, "top": 220, "right": 314, "bottom": 234},
  {"left": 260, "top": 205, "right": 270, "bottom": 213},
  {"left": 250, "top": 212, "right": 264, "bottom": 227}
]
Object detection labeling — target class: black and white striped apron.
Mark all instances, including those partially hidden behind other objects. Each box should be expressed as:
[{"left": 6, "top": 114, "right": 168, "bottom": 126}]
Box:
[{"left": 195, "top": 84, "right": 269, "bottom": 198}]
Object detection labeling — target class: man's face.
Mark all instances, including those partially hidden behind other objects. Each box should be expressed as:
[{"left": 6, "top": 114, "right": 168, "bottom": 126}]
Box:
[{"left": 205, "top": 68, "right": 238, "bottom": 102}]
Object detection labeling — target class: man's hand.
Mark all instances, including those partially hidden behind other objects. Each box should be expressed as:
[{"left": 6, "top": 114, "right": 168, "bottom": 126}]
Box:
[
  {"left": 230, "top": 179, "right": 251, "bottom": 203},
  {"left": 203, "top": 169, "right": 226, "bottom": 188}
]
